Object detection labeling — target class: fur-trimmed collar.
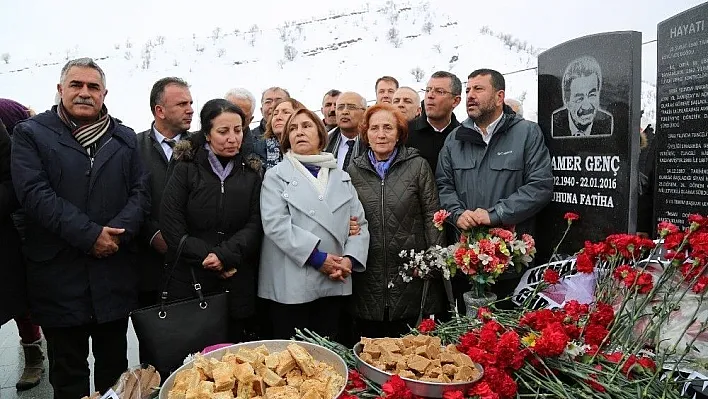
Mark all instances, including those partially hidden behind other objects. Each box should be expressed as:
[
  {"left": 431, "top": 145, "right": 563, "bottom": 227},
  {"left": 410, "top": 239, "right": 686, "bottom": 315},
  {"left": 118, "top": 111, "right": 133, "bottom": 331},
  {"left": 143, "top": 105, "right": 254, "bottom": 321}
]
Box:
[{"left": 172, "top": 136, "right": 262, "bottom": 172}]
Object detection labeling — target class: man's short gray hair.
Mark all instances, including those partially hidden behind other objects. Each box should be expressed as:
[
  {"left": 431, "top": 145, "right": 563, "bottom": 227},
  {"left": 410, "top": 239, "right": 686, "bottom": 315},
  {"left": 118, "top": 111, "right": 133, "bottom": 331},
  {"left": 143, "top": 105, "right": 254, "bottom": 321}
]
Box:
[
  {"left": 562, "top": 56, "right": 602, "bottom": 104},
  {"left": 59, "top": 57, "right": 106, "bottom": 87},
  {"left": 336, "top": 92, "right": 367, "bottom": 108},
  {"left": 224, "top": 88, "right": 256, "bottom": 114},
  {"left": 505, "top": 98, "right": 523, "bottom": 116},
  {"left": 430, "top": 71, "right": 462, "bottom": 96},
  {"left": 260, "top": 87, "right": 290, "bottom": 104},
  {"left": 396, "top": 86, "right": 421, "bottom": 103}
]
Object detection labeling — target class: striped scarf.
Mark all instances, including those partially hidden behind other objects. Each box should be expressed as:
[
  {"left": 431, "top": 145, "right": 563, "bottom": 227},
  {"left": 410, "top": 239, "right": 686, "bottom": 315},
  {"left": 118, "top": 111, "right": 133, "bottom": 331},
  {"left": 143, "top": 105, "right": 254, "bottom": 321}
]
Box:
[{"left": 57, "top": 101, "right": 110, "bottom": 155}]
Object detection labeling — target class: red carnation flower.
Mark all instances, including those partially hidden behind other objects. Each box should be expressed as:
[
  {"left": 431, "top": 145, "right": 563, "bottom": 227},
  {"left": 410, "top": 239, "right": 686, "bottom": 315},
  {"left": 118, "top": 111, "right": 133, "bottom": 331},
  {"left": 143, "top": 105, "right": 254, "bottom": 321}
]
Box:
[
  {"left": 563, "top": 300, "right": 589, "bottom": 319},
  {"left": 621, "top": 354, "right": 639, "bottom": 377},
  {"left": 443, "top": 391, "right": 464, "bottom": 399},
  {"left": 534, "top": 323, "right": 569, "bottom": 357},
  {"left": 466, "top": 347, "right": 492, "bottom": 366},
  {"left": 664, "top": 231, "right": 686, "bottom": 251},
  {"left": 680, "top": 262, "right": 702, "bottom": 281},
  {"left": 601, "top": 351, "right": 623, "bottom": 363},
  {"left": 613, "top": 264, "right": 635, "bottom": 283},
  {"left": 347, "top": 370, "right": 367, "bottom": 391},
  {"left": 576, "top": 252, "right": 595, "bottom": 274},
  {"left": 381, "top": 375, "right": 415, "bottom": 399},
  {"left": 564, "top": 212, "right": 580, "bottom": 223},
  {"left": 635, "top": 272, "right": 654, "bottom": 294},
  {"left": 519, "top": 309, "right": 560, "bottom": 330},
  {"left": 477, "top": 307, "right": 493, "bottom": 321},
  {"left": 583, "top": 323, "right": 609, "bottom": 347},
  {"left": 469, "top": 382, "right": 499, "bottom": 399},
  {"left": 637, "top": 357, "right": 657, "bottom": 372},
  {"left": 433, "top": 209, "right": 451, "bottom": 231},
  {"left": 543, "top": 268, "right": 560, "bottom": 285},
  {"left": 562, "top": 323, "right": 582, "bottom": 340},
  {"left": 689, "top": 232, "right": 708, "bottom": 253},
  {"left": 688, "top": 214, "right": 707, "bottom": 230},
  {"left": 664, "top": 250, "right": 686, "bottom": 262},
  {"left": 588, "top": 303, "right": 614, "bottom": 328},
  {"left": 495, "top": 330, "right": 520, "bottom": 369},
  {"left": 657, "top": 221, "right": 679, "bottom": 237},
  {"left": 586, "top": 365, "right": 606, "bottom": 392},
  {"left": 692, "top": 276, "right": 708, "bottom": 294},
  {"left": 490, "top": 228, "right": 515, "bottom": 242},
  {"left": 339, "top": 393, "right": 360, "bottom": 399},
  {"left": 418, "top": 318, "right": 435, "bottom": 333}
]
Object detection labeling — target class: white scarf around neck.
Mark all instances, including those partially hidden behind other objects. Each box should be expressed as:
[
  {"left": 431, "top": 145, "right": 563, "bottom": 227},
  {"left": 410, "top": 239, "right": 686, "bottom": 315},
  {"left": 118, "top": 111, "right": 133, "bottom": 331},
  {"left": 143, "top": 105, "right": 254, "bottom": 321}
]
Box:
[{"left": 285, "top": 151, "right": 337, "bottom": 195}]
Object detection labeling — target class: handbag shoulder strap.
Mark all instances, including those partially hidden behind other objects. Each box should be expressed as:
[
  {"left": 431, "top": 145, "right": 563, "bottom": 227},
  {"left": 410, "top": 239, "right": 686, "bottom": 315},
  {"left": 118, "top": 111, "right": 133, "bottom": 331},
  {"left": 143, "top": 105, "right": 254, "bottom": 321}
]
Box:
[
  {"left": 159, "top": 234, "right": 189, "bottom": 303},
  {"left": 159, "top": 235, "right": 207, "bottom": 311}
]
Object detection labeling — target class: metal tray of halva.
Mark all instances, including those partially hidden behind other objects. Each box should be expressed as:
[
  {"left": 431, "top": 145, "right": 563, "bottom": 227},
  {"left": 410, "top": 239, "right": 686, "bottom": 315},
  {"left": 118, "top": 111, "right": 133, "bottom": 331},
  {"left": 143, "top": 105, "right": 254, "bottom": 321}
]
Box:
[
  {"left": 353, "top": 342, "right": 483, "bottom": 398},
  {"left": 160, "top": 340, "right": 348, "bottom": 399}
]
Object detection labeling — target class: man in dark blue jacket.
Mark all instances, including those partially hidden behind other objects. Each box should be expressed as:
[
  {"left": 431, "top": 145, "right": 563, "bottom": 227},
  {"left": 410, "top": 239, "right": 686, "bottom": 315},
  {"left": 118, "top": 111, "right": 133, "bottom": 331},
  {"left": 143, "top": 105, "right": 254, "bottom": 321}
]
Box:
[{"left": 11, "top": 58, "right": 149, "bottom": 399}]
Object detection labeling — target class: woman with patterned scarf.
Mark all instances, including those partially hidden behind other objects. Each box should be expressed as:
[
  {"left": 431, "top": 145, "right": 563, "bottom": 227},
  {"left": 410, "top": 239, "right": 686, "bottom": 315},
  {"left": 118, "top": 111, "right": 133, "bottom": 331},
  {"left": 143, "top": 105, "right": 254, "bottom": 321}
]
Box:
[
  {"left": 347, "top": 104, "right": 447, "bottom": 338},
  {"left": 253, "top": 98, "right": 305, "bottom": 173}
]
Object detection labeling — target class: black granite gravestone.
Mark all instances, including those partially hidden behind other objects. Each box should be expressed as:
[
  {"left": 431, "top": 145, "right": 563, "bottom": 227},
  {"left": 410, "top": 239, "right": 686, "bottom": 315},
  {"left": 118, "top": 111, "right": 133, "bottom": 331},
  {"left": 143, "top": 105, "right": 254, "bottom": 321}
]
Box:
[
  {"left": 536, "top": 32, "right": 642, "bottom": 260},
  {"left": 654, "top": 4, "right": 708, "bottom": 231}
]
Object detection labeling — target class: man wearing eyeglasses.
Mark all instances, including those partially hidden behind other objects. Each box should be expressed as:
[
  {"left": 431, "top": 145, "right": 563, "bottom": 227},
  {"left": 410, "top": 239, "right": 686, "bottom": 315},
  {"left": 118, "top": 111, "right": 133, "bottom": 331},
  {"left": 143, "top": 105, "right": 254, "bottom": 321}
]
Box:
[
  {"left": 251, "top": 86, "right": 290, "bottom": 140},
  {"left": 437, "top": 68, "right": 553, "bottom": 312},
  {"left": 325, "top": 91, "right": 367, "bottom": 170},
  {"left": 406, "top": 71, "right": 462, "bottom": 172}
]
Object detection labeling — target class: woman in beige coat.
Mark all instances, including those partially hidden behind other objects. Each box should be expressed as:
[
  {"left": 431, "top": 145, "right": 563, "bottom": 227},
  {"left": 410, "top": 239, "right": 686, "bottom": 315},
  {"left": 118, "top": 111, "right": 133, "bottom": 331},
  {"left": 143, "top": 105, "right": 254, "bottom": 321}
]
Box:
[{"left": 258, "top": 108, "right": 370, "bottom": 341}]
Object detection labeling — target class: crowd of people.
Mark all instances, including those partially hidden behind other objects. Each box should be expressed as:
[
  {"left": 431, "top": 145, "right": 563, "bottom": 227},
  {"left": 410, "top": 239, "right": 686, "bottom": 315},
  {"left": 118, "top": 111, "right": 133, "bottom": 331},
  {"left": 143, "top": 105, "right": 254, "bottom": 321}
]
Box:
[{"left": 0, "top": 57, "right": 554, "bottom": 399}]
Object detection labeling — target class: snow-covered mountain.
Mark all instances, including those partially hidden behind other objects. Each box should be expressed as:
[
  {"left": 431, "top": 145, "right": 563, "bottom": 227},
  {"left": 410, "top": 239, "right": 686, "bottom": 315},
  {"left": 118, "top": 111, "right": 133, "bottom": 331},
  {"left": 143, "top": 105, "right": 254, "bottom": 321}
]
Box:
[{"left": 0, "top": 1, "right": 655, "bottom": 131}]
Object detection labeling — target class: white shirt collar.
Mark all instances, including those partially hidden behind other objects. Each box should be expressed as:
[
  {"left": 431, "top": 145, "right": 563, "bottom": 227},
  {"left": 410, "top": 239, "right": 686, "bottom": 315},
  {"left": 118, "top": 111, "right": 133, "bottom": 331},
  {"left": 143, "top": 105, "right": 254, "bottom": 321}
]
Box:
[
  {"left": 336, "top": 132, "right": 357, "bottom": 169},
  {"left": 427, "top": 117, "right": 451, "bottom": 133},
  {"left": 152, "top": 126, "right": 182, "bottom": 159},
  {"left": 472, "top": 112, "right": 504, "bottom": 144},
  {"left": 152, "top": 126, "right": 182, "bottom": 142}
]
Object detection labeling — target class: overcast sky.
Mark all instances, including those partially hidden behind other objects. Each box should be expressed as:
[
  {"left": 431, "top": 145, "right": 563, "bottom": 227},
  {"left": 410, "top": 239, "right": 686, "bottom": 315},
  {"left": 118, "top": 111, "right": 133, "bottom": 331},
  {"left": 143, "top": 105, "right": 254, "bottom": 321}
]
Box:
[{"left": 0, "top": 0, "right": 704, "bottom": 82}]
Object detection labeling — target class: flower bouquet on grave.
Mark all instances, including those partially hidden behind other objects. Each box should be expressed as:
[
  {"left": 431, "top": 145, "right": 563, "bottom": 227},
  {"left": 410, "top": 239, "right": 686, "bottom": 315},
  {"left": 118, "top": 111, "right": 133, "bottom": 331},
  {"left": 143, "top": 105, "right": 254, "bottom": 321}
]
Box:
[{"left": 398, "top": 209, "right": 537, "bottom": 318}]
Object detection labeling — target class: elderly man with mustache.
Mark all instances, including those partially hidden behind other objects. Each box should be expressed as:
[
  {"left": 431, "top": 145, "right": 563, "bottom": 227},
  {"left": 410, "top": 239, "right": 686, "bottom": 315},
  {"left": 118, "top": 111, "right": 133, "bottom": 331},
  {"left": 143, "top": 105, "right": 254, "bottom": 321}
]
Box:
[
  {"left": 10, "top": 58, "right": 150, "bottom": 399},
  {"left": 320, "top": 89, "right": 340, "bottom": 132}
]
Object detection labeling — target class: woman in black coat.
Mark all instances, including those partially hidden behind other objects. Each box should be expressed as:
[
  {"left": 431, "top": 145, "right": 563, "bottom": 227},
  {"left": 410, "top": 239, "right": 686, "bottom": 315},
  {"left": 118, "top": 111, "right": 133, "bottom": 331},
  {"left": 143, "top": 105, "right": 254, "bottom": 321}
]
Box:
[
  {"left": 160, "top": 99, "right": 263, "bottom": 342},
  {"left": 1, "top": 103, "right": 46, "bottom": 391},
  {"left": 0, "top": 121, "right": 25, "bottom": 326}
]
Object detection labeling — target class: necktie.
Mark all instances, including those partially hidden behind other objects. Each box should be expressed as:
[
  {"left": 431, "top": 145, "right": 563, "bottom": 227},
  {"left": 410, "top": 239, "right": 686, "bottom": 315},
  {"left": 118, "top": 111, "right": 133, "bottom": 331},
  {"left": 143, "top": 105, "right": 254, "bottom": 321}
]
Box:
[
  {"left": 163, "top": 138, "right": 177, "bottom": 161},
  {"left": 342, "top": 140, "right": 355, "bottom": 170}
]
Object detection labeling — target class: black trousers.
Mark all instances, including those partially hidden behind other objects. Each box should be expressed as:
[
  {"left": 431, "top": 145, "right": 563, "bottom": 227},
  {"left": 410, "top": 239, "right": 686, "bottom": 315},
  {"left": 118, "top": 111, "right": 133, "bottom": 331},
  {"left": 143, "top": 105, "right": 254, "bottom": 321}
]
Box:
[
  {"left": 43, "top": 318, "right": 129, "bottom": 399},
  {"left": 268, "top": 296, "right": 343, "bottom": 342}
]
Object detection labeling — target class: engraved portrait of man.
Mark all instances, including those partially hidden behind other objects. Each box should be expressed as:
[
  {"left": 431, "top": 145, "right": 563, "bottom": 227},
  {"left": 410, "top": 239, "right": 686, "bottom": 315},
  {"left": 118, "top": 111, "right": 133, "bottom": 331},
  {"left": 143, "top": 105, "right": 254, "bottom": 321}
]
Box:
[{"left": 552, "top": 55, "right": 614, "bottom": 138}]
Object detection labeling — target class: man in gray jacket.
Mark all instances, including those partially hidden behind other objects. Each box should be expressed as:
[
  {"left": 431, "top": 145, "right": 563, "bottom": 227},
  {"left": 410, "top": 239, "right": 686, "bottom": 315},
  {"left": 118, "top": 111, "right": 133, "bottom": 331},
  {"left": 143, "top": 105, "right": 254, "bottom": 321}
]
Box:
[{"left": 436, "top": 68, "right": 553, "bottom": 310}]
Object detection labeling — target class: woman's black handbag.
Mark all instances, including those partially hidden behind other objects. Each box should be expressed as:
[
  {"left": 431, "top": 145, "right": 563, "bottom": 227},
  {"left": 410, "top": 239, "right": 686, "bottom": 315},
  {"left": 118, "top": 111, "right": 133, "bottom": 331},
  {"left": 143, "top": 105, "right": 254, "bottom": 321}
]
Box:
[{"left": 130, "top": 235, "right": 229, "bottom": 377}]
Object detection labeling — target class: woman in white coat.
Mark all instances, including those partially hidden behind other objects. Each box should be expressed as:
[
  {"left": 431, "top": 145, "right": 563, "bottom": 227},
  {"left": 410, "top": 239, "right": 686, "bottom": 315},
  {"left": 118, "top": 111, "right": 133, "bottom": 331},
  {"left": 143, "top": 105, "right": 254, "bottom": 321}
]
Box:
[{"left": 258, "top": 108, "right": 370, "bottom": 341}]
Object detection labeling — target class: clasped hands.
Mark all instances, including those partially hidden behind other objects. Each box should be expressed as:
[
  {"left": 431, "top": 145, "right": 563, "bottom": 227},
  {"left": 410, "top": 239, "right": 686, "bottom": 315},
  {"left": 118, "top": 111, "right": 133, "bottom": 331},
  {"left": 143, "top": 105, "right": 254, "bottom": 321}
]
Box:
[
  {"left": 456, "top": 208, "right": 491, "bottom": 230},
  {"left": 320, "top": 254, "right": 353, "bottom": 282},
  {"left": 91, "top": 226, "right": 125, "bottom": 258},
  {"left": 319, "top": 216, "right": 359, "bottom": 281},
  {"left": 202, "top": 252, "right": 236, "bottom": 279}
]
